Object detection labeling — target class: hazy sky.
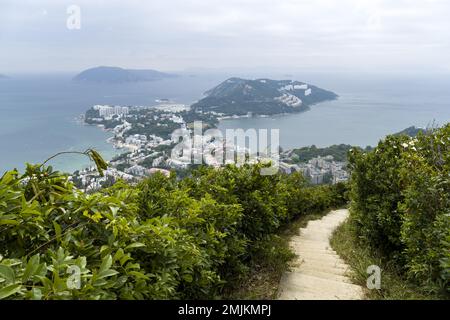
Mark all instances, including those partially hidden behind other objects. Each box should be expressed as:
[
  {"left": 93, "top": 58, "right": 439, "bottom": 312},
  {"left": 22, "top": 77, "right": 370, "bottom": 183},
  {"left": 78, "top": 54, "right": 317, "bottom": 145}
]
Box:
[{"left": 1, "top": 0, "right": 450, "bottom": 74}]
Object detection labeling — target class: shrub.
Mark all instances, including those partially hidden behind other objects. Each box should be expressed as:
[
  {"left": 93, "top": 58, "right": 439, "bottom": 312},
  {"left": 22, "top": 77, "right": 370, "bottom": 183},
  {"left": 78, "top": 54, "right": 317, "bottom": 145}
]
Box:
[
  {"left": 0, "top": 161, "right": 346, "bottom": 299},
  {"left": 348, "top": 124, "right": 450, "bottom": 293}
]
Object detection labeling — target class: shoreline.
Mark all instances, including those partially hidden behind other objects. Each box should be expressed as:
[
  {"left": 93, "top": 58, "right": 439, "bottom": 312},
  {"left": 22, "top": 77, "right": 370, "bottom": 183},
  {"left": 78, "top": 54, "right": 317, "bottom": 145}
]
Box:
[{"left": 81, "top": 97, "right": 340, "bottom": 167}]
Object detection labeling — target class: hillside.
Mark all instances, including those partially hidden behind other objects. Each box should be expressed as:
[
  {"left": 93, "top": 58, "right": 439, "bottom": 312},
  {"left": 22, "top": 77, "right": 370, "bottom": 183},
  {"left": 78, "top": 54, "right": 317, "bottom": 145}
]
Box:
[
  {"left": 191, "top": 78, "right": 338, "bottom": 116},
  {"left": 346, "top": 124, "right": 450, "bottom": 296},
  {"left": 288, "top": 144, "right": 354, "bottom": 163},
  {"left": 394, "top": 125, "right": 426, "bottom": 137},
  {"left": 73, "top": 66, "right": 177, "bottom": 83}
]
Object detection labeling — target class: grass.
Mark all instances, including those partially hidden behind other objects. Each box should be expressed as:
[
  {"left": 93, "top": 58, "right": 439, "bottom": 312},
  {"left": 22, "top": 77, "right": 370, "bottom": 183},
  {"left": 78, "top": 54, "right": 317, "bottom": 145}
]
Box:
[
  {"left": 224, "top": 208, "right": 336, "bottom": 300},
  {"left": 330, "top": 217, "right": 447, "bottom": 300}
]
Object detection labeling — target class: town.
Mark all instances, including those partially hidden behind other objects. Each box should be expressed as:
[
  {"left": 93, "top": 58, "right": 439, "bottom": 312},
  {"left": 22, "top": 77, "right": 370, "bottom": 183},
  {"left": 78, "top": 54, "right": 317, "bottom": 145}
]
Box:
[{"left": 72, "top": 104, "right": 350, "bottom": 190}]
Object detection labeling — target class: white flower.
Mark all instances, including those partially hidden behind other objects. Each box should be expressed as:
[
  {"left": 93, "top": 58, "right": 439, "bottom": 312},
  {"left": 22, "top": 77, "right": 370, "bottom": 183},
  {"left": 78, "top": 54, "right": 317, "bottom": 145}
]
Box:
[{"left": 401, "top": 143, "right": 409, "bottom": 148}]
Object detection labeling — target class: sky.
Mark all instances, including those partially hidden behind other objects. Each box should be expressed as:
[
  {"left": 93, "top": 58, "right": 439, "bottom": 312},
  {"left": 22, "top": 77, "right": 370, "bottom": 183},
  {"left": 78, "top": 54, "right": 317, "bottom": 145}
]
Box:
[{"left": 1, "top": 0, "right": 450, "bottom": 74}]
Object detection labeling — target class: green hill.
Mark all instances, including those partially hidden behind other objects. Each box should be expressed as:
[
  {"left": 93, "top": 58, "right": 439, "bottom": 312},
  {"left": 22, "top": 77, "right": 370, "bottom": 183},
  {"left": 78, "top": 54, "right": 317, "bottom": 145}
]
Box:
[
  {"left": 394, "top": 126, "right": 426, "bottom": 137},
  {"left": 191, "top": 78, "right": 338, "bottom": 116}
]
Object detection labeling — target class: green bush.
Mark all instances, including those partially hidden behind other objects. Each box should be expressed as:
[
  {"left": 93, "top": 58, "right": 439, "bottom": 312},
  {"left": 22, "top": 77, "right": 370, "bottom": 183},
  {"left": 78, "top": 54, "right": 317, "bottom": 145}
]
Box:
[
  {"left": 348, "top": 124, "right": 450, "bottom": 293},
  {"left": 0, "top": 161, "right": 346, "bottom": 300}
]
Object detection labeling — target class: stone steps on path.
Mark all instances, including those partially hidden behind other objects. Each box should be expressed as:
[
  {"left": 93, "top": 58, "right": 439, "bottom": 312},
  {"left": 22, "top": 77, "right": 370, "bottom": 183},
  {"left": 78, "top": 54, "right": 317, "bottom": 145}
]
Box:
[{"left": 277, "top": 209, "right": 364, "bottom": 300}]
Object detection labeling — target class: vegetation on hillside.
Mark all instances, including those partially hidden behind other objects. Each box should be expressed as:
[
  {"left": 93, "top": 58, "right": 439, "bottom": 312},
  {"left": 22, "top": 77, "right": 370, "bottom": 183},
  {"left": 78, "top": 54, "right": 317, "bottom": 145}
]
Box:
[
  {"left": 191, "top": 78, "right": 338, "bottom": 116},
  {"left": 331, "top": 220, "right": 445, "bottom": 299},
  {"left": 287, "top": 144, "right": 368, "bottom": 163},
  {"left": 394, "top": 126, "right": 426, "bottom": 138},
  {"left": 347, "top": 124, "right": 450, "bottom": 296},
  {"left": 0, "top": 158, "right": 347, "bottom": 300}
]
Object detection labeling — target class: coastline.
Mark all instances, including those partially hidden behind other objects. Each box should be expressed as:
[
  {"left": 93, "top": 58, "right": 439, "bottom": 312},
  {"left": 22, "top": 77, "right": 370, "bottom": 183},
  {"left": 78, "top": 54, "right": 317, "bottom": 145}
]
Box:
[
  {"left": 81, "top": 96, "right": 339, "bottom": 169},
  {"left": 83, "top": 120, "right": 137, "bottom": 153}
]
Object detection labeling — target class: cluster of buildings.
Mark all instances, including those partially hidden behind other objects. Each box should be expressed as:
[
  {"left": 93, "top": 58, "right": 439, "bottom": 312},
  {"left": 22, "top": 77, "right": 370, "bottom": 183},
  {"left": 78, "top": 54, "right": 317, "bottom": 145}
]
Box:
[
  {"left": 93, "top": 105, "right": 129, "bottom": 119},
  {"left": 71, "top": 165, "right": 171, "bottom": 191},
  {"left": 74, "top": 104, "right": 188, "bottom": 190},
  {"left": 125, "top": 134, "right": 148, "bottom": 147},
  {"left": 75, "top": 102, "right": 350, "bottom": 191},
  {"left": 70, "top": 166, "right": 134, "bottom": 191},
  {"left": 279, "top": 82, "right": 311, "bottom": 97},
  {"left": 280, "top": 83, "right": 308, "bottom": 91},
  {"left": 124, "top": 164, "right": 170, "bottom": 177},
  {"left": 275, "top": 93, "right": 302, "bottom": 107},
  {"left": 279, "top": 155, "right": 349, "bottom": 184}
]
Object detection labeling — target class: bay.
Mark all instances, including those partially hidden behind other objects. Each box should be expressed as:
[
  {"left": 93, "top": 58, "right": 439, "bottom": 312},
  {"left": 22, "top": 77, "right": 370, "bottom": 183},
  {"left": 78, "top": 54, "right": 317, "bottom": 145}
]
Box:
[
  {"left": 1, "top": 72, "right": 449, "bottom": 174},
  {"left": 0, "top": 73, "right": 223, "bottom": 173},
  {"left": 218, "top": 73, "right": 450, "bottom": 149}
]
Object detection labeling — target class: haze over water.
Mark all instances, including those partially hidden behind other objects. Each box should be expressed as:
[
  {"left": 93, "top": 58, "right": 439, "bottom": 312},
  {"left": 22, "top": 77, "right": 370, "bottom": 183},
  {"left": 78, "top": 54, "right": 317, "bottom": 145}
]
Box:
[
  {"left": 1, "top": 72, "right": 449, "bottom": 173},
  {"left": 219, "top": 73, "right": 450, "bottom": 149}
]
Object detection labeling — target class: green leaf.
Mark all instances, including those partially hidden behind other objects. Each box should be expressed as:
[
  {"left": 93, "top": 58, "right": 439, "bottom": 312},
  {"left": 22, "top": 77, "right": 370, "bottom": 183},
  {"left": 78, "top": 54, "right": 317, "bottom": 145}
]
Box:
[
  {"left": 88, "top": 149, "right": 108, "bottom": 177},
  {"left": 0, "top": 265, "right": 15, "bottom": 284},
  {"left": 119, "top": 255, "right": 132, "bottom": 266},
  {"left": 0, "top": 220, "right": 19, "bottom": 226},
  {"left": 30, "top": 288, "right": 42, "bottom": 300},
  {"left": 22, "top": 255, "right": 40, "bottom": 283},
  {"left": 97, "top": 269, "right": 119, "bottom": 279},
  {"left": 125, "top": 243, "right": 146, "bottom": 251},
  {"left": 53, "top": 221, "right": 62, "bottom": 242},
  {"left": 127, "top": 271, "right": 149, "bottom": 280},
  {"left": 0, "top": 171, "right": 16, "bottom": 185},
  {"left": 99, "top": 255, "right": 112, "bottom": 274},
  {"left": 100, "top": 245, "right": 110, "bottom": 255},
  {"left": 182, "top": 274, "right": 193, "bottom": 283},
  {"left": 37, "top": 276, "right": 53, "bottom": 292},
  {"left": 113, "top": 249, "right": 124, "bottom": 262},
  {"left": 0, "top": 284, "right": 22, "bottom": 299}
]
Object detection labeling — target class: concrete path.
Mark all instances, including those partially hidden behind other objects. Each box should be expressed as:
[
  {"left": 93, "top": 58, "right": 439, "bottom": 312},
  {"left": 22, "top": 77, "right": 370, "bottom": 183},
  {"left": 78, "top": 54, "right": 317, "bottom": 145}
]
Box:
[{"left": 277, "top": 209, "right": 364, "bottom": 300}]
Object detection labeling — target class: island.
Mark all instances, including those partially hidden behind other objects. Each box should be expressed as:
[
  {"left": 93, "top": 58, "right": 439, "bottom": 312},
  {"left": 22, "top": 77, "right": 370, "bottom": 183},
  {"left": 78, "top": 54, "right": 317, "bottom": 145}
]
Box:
[
  {"left": 0, "top": 74, "right": 9, "bottom": 79},
  {"left": 191, "top": 78, "right": 338, "bottom": 116},
  {"left": 74, "top": 77, "right": 343, "bottom": 190},
  {"left": 73, "top": 66, "right": 177, "bottom": 83}
]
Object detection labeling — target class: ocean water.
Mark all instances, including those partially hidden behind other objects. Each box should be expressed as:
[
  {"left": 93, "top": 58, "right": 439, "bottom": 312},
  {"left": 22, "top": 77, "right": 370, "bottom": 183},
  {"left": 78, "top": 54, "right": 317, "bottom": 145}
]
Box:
[
  {"left": 0, "top": 73, "right": 224, "bottom": 173},
  {"left": 218, "top": 73, "right": 450, "bottom": 149},
  {"left": 1, "top": 72, "right": 449, "bottom": 174}
]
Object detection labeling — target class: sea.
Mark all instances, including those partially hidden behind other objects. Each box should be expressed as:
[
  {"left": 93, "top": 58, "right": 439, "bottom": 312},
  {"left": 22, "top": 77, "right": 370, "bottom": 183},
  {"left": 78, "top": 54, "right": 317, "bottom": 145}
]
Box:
[{"left": 1, "top": 72, "right": 450, "bottom": 174}]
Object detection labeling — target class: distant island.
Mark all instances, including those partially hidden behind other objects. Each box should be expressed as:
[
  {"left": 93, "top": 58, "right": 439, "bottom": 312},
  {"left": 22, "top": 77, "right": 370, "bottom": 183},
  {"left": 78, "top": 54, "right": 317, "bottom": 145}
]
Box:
[
  {"left": 73, "top": 66, "right": 177, "bottom": 83},
  {"left": 0, "top": 74, "right": 9, "bottom": 79},
  {"left": 191, "top": 78, "right": 338, "bottom": 116},
  {"left": 394, "top": 126, "right": 426, "bottom": 137}
]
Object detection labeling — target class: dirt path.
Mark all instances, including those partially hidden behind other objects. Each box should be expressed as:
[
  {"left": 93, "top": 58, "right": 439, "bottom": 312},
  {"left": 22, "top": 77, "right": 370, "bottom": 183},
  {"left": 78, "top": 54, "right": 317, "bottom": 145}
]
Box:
[{"left": 277, "top": 209, "right": 364, "bottom": 300}]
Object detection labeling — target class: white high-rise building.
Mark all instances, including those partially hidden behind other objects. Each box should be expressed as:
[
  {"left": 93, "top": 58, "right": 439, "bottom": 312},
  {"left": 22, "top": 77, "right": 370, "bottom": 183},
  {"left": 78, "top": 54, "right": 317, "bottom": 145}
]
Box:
[{"left": 93, "top": 105, "right": 129, "bottom": 118}]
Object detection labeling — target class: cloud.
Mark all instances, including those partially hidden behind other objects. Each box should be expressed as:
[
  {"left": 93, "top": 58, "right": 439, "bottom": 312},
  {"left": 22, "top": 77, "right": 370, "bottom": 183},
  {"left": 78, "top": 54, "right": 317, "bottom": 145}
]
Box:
[{"left": 0, "top": 0, "right": 449, "bottom": 73}]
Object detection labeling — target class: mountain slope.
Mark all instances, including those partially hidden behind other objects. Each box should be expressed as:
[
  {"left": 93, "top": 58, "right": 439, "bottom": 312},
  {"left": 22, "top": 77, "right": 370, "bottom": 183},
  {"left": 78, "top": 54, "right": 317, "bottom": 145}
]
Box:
[
  {"left": 394, "top": 126, "right": 426, "bottom": 137},
  {"left": 73, "top": 66, "right": 177, "bottom": 83},
  {"left": 191, "top": 78, "right": 338, "bottom": 116}
]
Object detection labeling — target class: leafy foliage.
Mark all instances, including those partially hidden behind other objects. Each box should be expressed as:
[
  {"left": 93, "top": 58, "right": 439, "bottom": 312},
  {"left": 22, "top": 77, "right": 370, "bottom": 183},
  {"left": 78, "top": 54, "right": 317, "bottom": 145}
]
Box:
[
  {"left": 289, "top": 144, "right": 357, "bottom": 163},
  {"left": 0, "top": 160, "right": 347, "bottom": 300},
  {"left": 348, "top": 124, "right": 450, "bottom": 294}
]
